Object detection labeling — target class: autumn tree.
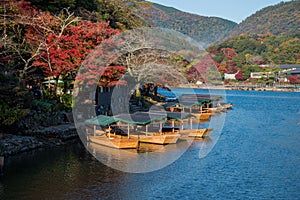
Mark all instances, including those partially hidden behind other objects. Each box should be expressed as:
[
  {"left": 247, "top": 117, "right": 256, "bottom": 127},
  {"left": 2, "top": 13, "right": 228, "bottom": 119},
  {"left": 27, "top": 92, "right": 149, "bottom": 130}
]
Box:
[
  {"left": 288, "top": 75, "right": 300, "bottom": 84},
  {"left": 28, "top": 19, "right": 118, "bottom": 93},
  {"left": 235, "top": 69, "right": 244, "bottom": 81}
]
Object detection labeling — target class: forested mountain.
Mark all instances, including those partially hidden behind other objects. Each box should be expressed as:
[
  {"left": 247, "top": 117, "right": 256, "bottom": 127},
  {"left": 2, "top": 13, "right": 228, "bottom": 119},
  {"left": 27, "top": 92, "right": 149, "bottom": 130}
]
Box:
[
  {"left": 229, "top": 0, "right": 300, "bottom": 37},
  {"left": 28, "top": 0, "right": 146, "bottom": 29},
  {"left": 213, "top": 33, "right": 299, "bottom": 64},
  {"left": 139, "top": 2, "right": 237, "bottom": 47},
  {"left": 206, "top": 33, "right": 300, "bottom": 81}
]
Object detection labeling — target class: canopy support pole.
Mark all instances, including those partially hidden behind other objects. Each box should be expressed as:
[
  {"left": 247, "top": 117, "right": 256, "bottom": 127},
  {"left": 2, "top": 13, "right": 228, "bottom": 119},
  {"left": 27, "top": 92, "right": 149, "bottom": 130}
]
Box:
[
  {"left": 190, "top": 118, "right": 193, "bottom": 130},
  {"left": 172, "top": 120, "right": 175, "bottom": 133},
  {"left": 86, "top": 128, "right": 89, "bottom": 141},
  {"left": 127, "top": 124, "right": 130, "bottom": 139},
  {"left": 108, "top": 126, "right": 112, "bottom": 138},
  {"left": 93, "top": 125, "right": 96, "bottom": 136},
  {"left": 159, "top": 121, "right": 162, "bottom": 133},
  {"left": 108, "top": 126, "right": 111, "bottom": 139},
  {"left": 146, "top": 125, "right": 148, "bottom": 136}
]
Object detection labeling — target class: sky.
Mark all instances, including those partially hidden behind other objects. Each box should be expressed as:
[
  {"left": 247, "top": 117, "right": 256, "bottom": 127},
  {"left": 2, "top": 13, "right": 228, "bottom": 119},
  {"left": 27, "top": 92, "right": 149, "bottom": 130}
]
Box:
[{"left": 148, "top": 0, "right": 291, "bottom": 23}]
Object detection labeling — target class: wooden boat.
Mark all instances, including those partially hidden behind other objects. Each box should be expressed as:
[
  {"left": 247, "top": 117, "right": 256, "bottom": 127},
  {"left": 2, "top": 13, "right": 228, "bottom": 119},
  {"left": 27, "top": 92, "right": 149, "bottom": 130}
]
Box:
[
  {"left": 203, "top": 107, "right": 224, "bottom": 114},
  {"left": 182, "top": 128, "right": 213, "bottom": 138},
  {"left": 87, "top": 127, "right": 138, "bottom": 149},
  {"left": 132, "top": 132, "right": 180, "bottom": 145},
  {"left": 187, "top": 128, "right": 207, "bottom": 137},
  {"left": 85, "top": 115, "right": 138, "bottom": 149},
  {"left": 202, "top": 128, "right": 213, "bottom": 137},
  {"left": 88, "top": 135, "right": 138, "bottom": 149},
  {"left": 115, "top": 112, "right": 182, "bottom": 145},
  {"left": 221, "top": 103, "right": 233, "bottom": 109},
  {"left": 191, "top": 112, "right": 212, "bottom": 120}
]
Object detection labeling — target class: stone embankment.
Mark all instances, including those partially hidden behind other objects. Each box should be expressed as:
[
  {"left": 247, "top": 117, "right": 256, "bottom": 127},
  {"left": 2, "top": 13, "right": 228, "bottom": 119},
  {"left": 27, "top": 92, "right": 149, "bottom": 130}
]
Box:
[{"left": 0, "top": 123, "right": 78, "bottom": 157}]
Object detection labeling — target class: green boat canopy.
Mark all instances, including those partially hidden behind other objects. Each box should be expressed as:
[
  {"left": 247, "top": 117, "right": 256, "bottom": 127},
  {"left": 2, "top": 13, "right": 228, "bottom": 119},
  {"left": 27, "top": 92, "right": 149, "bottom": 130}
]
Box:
[
  {"left": 85, "top": 115, "right": 118, "bottom": 126},
  {"left": 163, "top": 101, "right": 206, "bottom": 109},
  {"left": 151, "top": 111, "right": 195, "bottom": 121},
  {"left": 179, "top": 94, "right": 222, "bottom": 102},
  {"left": 115, "top": 112, "right": 167, "bottom": 125},
  {"left": 85, "top": 112, "right": 167, "bottom": 126},
  {"left": 33, "top": 100, "right": 52, "bottom": 108}
]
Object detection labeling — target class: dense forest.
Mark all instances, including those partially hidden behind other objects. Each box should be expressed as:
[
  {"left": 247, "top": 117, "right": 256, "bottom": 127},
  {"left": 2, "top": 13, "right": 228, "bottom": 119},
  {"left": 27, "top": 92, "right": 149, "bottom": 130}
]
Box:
[
  {"left": 229, "top": 0, "right": 300, "bottom": 37},
  {"left": 140, "top": 2, "right": 237, "bottom": 47},
  {"left": 208, "top": 33, "right": 300, "bottom": 67},
  {"left": 206, "top": 33, "right": 300, "bottom": 82}
]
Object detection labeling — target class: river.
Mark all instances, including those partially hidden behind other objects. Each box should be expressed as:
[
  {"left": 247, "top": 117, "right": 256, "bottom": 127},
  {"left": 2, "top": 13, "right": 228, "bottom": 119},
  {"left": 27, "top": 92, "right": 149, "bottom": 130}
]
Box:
[{"left": 1, "top": 90, "right": 300, "bottom": 199}]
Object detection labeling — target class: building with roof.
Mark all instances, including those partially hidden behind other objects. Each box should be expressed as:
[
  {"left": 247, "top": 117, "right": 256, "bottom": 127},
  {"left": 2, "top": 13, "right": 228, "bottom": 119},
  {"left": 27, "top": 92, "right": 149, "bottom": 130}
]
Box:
[{"left": 279, "top": 64, "right": 300, "bottom": 75}]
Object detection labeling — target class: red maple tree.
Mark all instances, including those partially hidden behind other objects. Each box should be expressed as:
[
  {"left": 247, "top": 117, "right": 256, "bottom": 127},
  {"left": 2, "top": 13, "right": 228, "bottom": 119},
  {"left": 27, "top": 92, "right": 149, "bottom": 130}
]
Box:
[{"left": 26, "top": 16, "right": 120, "bottom": 93}]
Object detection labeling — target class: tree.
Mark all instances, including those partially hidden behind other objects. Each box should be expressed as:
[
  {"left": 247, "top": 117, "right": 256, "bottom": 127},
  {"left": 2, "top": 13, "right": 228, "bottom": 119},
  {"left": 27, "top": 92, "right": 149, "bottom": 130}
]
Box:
[
  {"left": 235, "top": 69, "right": 244, "bottom": 81},
  {"left": 97, "top": 0, "right": 145, "bottom": 30},
  {"left": 27, "top": 13, "right": 120, "bottom": 94},
  {"left": 288, "top": 75, "right": 300, "bottom": 84}
]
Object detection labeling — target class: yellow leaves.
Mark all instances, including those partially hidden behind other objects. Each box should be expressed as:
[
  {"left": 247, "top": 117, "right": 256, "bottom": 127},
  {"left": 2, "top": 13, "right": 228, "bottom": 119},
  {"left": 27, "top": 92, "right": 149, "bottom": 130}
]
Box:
[
  {"left": 245, "top": 53, "right": 251, "bottom": 60},
  {"left": 274, "top": 48, "right": 280, "bottom": 53}
]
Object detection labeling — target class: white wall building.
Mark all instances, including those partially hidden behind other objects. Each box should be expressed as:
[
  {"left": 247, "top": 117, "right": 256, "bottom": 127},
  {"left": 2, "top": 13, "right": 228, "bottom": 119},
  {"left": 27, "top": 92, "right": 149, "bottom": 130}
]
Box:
[{"left": 224, "top": 73, "right": 236, "bottom": 80}]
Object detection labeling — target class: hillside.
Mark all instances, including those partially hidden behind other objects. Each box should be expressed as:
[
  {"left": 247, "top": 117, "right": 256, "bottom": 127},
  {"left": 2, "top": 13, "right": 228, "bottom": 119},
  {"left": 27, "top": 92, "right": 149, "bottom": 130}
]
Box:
[
  {"left": 140, "top": 2, "right": 237, "bottom": 47},
  {"left": 229, "top": 0, "right": 300, "bottom": 37}
]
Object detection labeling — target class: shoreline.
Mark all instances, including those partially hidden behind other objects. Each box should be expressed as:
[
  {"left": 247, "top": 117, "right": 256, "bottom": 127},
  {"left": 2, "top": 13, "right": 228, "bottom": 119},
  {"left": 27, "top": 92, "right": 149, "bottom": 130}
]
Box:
[
  {"left": 179, "top": 84, "right": 300, "bottom": 92},
  {"left": 0, "top": 123, "right": 79, "bottom": 158}
]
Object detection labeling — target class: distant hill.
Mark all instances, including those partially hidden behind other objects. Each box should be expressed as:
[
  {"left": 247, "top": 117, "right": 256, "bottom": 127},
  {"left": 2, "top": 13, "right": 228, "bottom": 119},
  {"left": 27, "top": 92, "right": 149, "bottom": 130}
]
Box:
[
  {"left": 140, "top": 2, "right": 237, "bottom": 48},
  {"left": 229, "top": 0, "right": 300, "bottom": 37}
]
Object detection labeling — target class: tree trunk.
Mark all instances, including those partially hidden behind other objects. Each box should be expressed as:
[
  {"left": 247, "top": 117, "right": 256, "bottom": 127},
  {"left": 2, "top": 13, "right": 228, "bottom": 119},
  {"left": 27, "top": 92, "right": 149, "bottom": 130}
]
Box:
[
  {"left": 135, "top": 83, "right": 141, "bottom": 98},
  {"left": 53, "top": 76, "right": 60, "bottom": 96}
]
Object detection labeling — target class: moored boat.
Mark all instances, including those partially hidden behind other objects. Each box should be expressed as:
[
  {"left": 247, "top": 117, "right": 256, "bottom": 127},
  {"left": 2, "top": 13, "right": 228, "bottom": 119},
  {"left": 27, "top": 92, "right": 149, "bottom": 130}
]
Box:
[
  {"left": 202, "top": 128, "right": 213, "bottom": 137},
  {"left": 85, "top": 115, "right": 139, "bottom": 149},
  {"left": 132, "top": 132, "right": 180, "bottom": 145},
  {"left": 182, "top": 128, "right": 213, "bottom": 138},
  {"left": 221, "top": 103, "right": 233, "bottom": 109},
  {"left": 115, "top": 112, "right": 181, "bottom": 145},
  {"left": 89, "top": 134, "right": 138, "bottom": 149},
  {"left": 190, "top": 112, "right": 212, "bottom": 120}
]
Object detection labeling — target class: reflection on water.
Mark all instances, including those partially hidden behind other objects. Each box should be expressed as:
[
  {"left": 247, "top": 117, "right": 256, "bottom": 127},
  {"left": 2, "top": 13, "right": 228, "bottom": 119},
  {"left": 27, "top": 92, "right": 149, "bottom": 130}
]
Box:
[
  {"left": 1, "top": 90, "right": 300, "bottom": 199},
  {"left": 86, "top": 139, "right": 194, "bottom": 173},
  {"left": 0, "top": 138, "right": 211, "bottom": 199}
]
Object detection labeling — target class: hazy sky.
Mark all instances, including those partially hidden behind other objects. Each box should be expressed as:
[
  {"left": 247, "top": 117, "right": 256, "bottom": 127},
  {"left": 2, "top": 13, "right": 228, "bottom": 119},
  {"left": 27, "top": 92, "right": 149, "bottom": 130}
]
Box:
[{"left": 149, "top": 0, "right": 291, "bottom": 23}]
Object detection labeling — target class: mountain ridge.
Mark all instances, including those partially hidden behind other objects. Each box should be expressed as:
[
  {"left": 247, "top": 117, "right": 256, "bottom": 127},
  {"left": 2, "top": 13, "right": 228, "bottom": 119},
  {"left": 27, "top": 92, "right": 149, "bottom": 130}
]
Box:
[
  {"left": 141, "top": 1, "right": 299, "bottom": 46},
  {"left": 229, "top": 0, "right": 300, "bottom": 37},
  {"left": 140, "top": 1, "right": 238, "bottom": 47}
]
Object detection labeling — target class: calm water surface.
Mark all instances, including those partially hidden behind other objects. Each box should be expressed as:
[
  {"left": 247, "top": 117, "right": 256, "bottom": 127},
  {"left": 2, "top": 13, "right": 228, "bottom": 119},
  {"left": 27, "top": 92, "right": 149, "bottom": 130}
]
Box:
[{"left": 1, "top": 90, "right": 300, "bottom": 199}]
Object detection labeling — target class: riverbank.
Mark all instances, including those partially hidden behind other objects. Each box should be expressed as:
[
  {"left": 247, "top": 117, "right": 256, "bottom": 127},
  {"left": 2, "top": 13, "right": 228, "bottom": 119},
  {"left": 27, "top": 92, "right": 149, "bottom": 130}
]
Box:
[
  {"left": 179, "top": 84, "right": 300, "bottom": 92},
  {"left": 0, "top": 123, "right": 79, "bottom": 157}
]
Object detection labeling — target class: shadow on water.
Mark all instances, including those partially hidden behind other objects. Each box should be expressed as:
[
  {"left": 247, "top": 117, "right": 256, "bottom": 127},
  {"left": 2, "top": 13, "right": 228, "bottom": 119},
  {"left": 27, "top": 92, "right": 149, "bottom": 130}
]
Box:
[{"left": 0, "top": 142, "right": 121, "bottom": 199}]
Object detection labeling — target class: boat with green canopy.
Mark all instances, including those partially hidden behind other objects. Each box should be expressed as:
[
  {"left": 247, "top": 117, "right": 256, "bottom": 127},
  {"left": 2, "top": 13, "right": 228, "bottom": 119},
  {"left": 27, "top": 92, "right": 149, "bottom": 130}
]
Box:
[
  {"left": 150, "top": 111, "right": 213, "bottom": 139},
  {"left": 163, "top": 100, "right": 212, "bottom": 120},
  {"left": 115, "top": 112, "right": 181, "bottom": 145},
  {"left": 85, "top": 115, "right": 138, "bottom": 149},
  {"left": 163, "top": 93, "right": 229, "bottom": 119}
]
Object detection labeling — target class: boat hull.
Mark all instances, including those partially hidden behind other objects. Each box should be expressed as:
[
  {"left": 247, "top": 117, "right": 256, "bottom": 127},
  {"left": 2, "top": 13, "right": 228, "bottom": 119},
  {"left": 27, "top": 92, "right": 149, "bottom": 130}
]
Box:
[
  {"left": 203, "top": 128, "right": 213, "bottom": 137},
  {"left": 132, "top": 133, "right": 180, "bottom": 145},
  {"left": 181, "top": 128, "right": 213, "bottom": 138},
  {"left": 89, "top": 135, "right": 138, "bottom": 149},
  {"left": 187, "top": 128, "right": 207, "bottom": 137},
  {"left": 192, "top": 113, "right": 212, "bottom": 120}
]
